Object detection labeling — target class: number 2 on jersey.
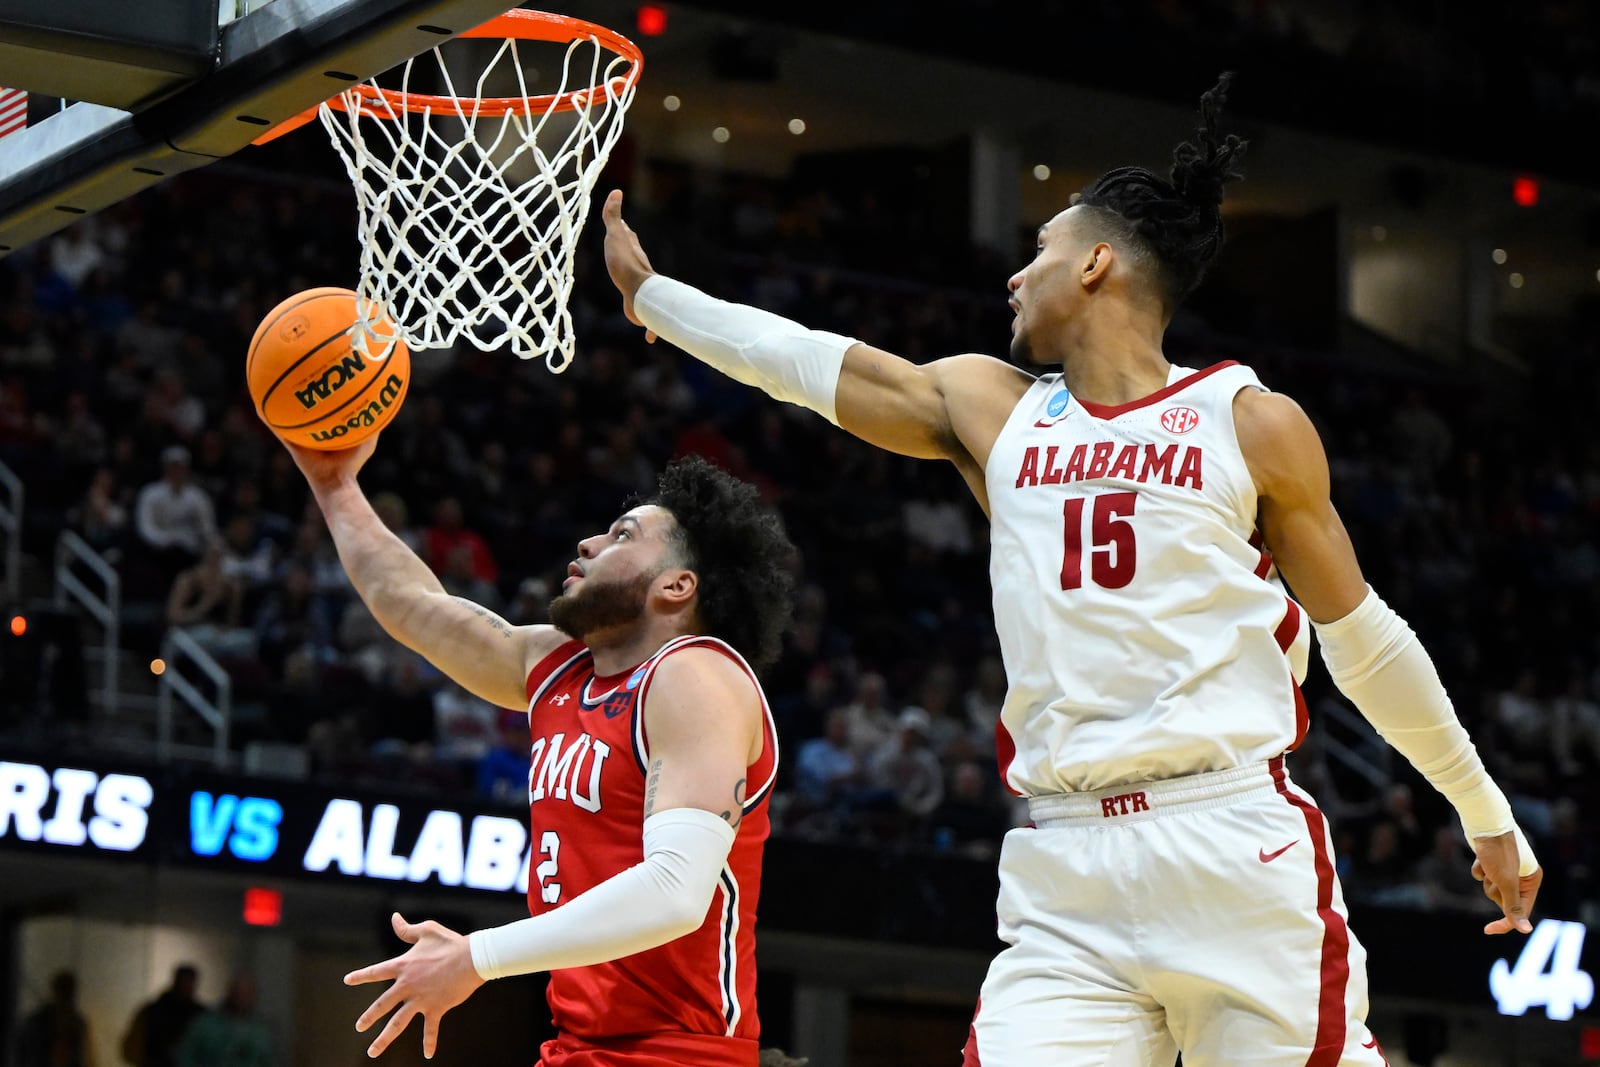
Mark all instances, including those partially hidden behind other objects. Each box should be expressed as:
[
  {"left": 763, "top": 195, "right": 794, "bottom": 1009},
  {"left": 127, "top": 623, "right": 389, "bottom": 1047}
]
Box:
[
  {"left": 1061, "top": 492, "right": 1138, "bottom": 590},
  {"left": 535, "top": 830, "right": 561, "bottom": 904}
]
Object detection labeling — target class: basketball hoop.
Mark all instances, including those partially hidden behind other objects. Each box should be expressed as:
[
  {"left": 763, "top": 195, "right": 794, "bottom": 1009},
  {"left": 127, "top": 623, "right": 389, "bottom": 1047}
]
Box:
[{"left": 259, "top": 9, "right": 642, "bottom": 372}]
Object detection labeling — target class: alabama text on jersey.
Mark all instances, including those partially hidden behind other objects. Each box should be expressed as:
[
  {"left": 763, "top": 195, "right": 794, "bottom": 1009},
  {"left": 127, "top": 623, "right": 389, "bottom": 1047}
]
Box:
[{"left": 984, "top": 361, "right": 1310, "bottom": 795}]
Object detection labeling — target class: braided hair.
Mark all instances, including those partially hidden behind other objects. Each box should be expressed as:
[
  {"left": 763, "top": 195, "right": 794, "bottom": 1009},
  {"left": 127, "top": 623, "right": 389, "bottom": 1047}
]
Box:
[{"left": 1074, "top": 73, "right": 1248, "bottom": 309}]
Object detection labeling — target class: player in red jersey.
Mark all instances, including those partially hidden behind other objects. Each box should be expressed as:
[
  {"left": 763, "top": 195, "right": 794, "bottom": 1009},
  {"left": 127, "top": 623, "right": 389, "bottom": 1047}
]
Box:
[{"left": 286, "top": 438, "right": 795, "bottom": 1066}]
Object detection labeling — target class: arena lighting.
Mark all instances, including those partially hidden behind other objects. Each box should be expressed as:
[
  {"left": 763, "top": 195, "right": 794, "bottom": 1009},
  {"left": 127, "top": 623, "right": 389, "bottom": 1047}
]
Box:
[
  {"left": 8, "top": 614, "right": 23, "bottom": 636},
  {"left": 636, "top": 5, "right": 667, "bottom": 37},
  {"left": 1512, "top": 175, "right": 1540, "bottom": 207}
]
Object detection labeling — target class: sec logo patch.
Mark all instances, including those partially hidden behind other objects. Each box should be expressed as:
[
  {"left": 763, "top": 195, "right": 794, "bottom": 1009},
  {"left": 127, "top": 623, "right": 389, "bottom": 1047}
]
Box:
[{"left": 1160, "top": 406, "right": 1200, "bottom": 434}]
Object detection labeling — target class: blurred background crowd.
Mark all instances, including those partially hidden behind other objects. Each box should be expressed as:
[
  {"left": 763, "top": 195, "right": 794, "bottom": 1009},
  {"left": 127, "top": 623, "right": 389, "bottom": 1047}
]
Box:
[{"left": 2, "top": 0, "right": 1600, "bottom": 952}]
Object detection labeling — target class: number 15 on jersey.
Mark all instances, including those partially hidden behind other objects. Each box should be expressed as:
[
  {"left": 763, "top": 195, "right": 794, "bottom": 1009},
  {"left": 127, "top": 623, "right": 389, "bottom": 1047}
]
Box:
[{"left": 1062, "top": 492, "right": 1138, "bottom": 590}]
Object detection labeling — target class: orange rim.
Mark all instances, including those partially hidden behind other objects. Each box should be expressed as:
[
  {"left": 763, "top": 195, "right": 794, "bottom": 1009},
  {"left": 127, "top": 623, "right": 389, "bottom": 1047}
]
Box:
[{"left": 255, "top": 10, "right": 642, "bottom": 145}]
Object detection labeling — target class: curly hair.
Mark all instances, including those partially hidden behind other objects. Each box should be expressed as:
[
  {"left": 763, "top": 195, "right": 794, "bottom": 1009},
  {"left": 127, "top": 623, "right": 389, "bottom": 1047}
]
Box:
[
  {"left": 1074, "top": 72, "right": 1248, "bottom": 310},
  {"left": 641, "top": 455, "right": 796, "bottom": 673}
]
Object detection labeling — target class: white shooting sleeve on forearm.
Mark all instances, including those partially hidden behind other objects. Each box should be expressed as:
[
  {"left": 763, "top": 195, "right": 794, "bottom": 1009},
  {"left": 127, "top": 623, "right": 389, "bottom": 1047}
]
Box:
[
  {"left": 1314, "top": 586, "right": 1538, "bottom": 875},
  {"left": 633, "top": 274, "right": 857, "bottom": 425},
  {"left": 468, "top": 807, "right": 736, "bottom": 980}
]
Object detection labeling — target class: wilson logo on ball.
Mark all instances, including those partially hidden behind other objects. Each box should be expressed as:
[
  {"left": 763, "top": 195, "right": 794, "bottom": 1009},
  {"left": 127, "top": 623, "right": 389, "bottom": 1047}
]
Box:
[
  {"left": 309, "top": 374, "right": 405, "bottom": 444},
  {"left": 294, "top": 351, "right": 368, "bottom": 409},
  {"left": 1160, "top": 406, "right": 1200, "bottom": 434}
]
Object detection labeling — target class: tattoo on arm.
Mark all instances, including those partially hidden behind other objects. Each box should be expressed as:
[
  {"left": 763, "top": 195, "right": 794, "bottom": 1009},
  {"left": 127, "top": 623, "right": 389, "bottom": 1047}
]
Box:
[
  {"left": 644, "top": 760, "right": 663, "bottom": 817},
  {"left": 720, "top": 778, "right": 748, "bottom": 830},
  {"left": 451, "top": 596, "right": 513, "bottom": 639}
]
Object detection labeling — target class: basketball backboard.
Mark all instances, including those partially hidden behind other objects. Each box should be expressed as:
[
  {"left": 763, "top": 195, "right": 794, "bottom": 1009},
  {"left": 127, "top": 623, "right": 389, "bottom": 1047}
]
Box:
[{"left": 0, "top": 0, "right": 520, "bottom": 257}]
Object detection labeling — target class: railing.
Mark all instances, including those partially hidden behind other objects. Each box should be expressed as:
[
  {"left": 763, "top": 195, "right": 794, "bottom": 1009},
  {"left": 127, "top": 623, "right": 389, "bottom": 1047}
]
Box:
[
  {"left": 0, "top": 459, "right": 21, "bottom": 600},
  {"left": 158, "top": 627, "right": 232, "bottom": 768},
  {"left": 53, "top": 530, "right": 119, "bottom": 715},
  {"left": 1317, "top": 698, "right": 1392, "bottom": 789}
]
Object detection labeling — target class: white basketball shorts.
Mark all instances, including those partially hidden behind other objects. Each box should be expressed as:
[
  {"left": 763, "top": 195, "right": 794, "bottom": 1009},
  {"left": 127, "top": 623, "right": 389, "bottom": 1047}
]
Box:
[{"left": 962, "top": 758, "right": 1391, "bottom": 1067}]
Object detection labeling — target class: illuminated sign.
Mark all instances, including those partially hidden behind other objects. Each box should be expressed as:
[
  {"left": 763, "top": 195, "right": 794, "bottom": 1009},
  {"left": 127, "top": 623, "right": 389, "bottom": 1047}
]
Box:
[
  {"left": 0, "top": 760, "right": 152, "bottom": 853},
  {"left": 1491, "top": 919, "right": 1595, "bottom": 1021},
  {"left": 189, "top": 792, "right": 282, "bottom": 861},
  {"left": 301, "top": 800, "right": 531, "bottom": 893}
]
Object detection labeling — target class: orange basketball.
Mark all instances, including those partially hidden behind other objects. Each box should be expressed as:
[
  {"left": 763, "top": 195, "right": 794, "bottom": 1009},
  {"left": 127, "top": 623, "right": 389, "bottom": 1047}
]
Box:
[{"left": 247, "top": 287, "right": 411, "bottom": 451}]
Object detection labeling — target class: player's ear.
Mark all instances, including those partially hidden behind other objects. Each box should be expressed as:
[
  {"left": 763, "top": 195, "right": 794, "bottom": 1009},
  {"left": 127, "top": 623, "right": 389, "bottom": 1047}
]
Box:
[
  {"left": 1082, "top": 242, "right": 1115, "bottom": 288},
  {"left": 656, "top": 567, "right": 698, "bottom": 608}
]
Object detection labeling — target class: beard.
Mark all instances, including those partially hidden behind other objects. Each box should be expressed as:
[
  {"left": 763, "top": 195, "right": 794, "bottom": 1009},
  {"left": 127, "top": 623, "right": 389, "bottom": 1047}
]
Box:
[{"left": 548, "top": 569, "right": 657, "bottom": 642}]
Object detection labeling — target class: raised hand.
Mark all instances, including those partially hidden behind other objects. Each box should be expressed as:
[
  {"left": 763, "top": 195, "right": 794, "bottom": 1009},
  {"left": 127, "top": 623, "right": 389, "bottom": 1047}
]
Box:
[
  {"left": 282, "top": 435, "right": 378, "bottom": 493},
  {"left": 600, "top": 189, "right": 658, "bottom": 342},
  {"left": 345, "top": 912, "right": 485, "bottom": 1059}
]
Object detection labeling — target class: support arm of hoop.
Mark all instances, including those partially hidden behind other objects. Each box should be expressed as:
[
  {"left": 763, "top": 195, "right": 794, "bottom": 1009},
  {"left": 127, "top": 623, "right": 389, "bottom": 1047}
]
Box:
[{"left": 253, "top": 107, "right": 317, "bottom": 146}]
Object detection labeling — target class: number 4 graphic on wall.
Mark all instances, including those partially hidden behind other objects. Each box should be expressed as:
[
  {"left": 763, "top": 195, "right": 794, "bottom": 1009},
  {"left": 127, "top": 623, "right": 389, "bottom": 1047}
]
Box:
[{"left": 1489, "top": 918, "right": 1594, "bottom": 1021}]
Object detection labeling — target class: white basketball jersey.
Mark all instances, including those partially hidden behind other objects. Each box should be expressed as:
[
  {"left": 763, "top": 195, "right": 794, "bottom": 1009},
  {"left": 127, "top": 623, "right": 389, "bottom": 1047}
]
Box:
[{"left": 984, "top": 360, "right": 1310, "bottom": 795}]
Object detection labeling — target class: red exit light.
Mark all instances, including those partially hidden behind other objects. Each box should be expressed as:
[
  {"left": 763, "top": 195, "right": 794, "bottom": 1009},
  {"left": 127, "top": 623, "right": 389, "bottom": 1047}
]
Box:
[
  {"left": 243, "top": 887, "right": 282, "bottom": 927},
  {"left": 1512, "top": 175, "right": 1540, "bottom": 207},
  {"left": 637, "top": 5, "right": 668, "bottom": 36}
]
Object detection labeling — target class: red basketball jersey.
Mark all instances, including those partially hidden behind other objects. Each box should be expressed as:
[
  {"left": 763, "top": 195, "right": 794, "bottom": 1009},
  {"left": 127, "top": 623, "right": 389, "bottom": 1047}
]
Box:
[{"left": 522, "top": 634, "right": 778, "bottom": 1065}]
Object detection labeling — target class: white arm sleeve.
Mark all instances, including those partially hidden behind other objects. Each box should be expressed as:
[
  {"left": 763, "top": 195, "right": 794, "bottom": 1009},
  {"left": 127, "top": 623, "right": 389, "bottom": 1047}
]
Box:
[
  {"left": 467, "top": 807, "right": 736, "bottom": 980},
  {"left": 1314, "top": 586, "right": 1538, "bottom": 875},
  {"left": 633, "top": 274, "right": 856, "bottom": 425}
]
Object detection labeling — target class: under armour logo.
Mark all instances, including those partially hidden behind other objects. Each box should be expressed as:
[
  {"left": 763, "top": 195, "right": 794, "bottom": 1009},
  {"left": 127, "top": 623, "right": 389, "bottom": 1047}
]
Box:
[{"left": 550, "top": 694, "right": 571, "bottom": 706}]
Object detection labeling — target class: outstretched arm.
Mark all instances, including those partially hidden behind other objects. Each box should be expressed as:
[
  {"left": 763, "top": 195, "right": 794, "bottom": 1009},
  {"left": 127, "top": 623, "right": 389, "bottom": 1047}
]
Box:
[
  {"left": 1236, "top": 387, "right": 1541, "bottom": 935},
  {"left": 286, "top": 437, "right": 566, "bottom": 710},
  {"left": 602, "top": 189, "right": 1028, "bottom": 475},
  {"left": 344, "top": 649, "right": 763, "bottom": 1058}
]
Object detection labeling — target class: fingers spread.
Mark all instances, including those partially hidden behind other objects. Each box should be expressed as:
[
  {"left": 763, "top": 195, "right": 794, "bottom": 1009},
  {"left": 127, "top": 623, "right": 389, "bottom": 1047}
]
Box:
[
  {"left": 368, "top": 1003, "right": 418, "bottom": 1059},
  {"left": 344, "top": 958, "right": 400, "bottom": 987},
  {"left": 355, "top": 984, "right": 405, "bottom": 1033}
]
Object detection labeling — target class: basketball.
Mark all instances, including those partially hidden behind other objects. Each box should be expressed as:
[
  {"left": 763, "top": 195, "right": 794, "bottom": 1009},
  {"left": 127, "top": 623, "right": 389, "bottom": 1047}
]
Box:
[{"left": 246, "top": 287, "right": 411, "bottom": 451}]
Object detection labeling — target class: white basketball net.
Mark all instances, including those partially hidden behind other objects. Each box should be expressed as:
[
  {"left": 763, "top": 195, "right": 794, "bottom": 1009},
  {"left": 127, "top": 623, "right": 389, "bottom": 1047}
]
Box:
[{"left": 317, "top": 29, "right": 637, "bottom": 373}]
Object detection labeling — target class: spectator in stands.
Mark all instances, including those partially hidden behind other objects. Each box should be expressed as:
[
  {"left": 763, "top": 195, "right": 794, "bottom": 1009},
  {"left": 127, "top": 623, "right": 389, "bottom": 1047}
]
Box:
[
  {"left": 963, "top": 655, "right": 1006, "bottom": 757},
  {"left": 793, "top": 707, "right": 863, "bottom": 811},
  {"left": 56, "top": 392, "right": 107, "bottom": 478},
  {"left": 441, "top": 542, "right": 502, "bottom": 614},
  {"left": 370, "top": 491, "right": 423, "bottom": 555},
  {"left": 478, "top": 709, "right": 533, "bottom": 804},
  {"left": 368, "top": 656, "right": 440, "bottom": 770},
  {"left": 166, "top": 540, "right": 255, "bottom": 659},
  {"left": 174, "top": 974, "right": 270, "bottom": 1067},
  {"left": 1415, "top": 825, "right": 1494, "bottom": 913},
  {"left": 931, "top": 760, "right": 1011, "bottom": 860},
  {"left": 218, "top": 513, "right": 276, "bottom": 594},
  {"left": 120, "top": 964, "right": 202, "bottom": 1067},
  {"left": 867, "top": 706, "right": 945, "bottom": 832},
  {"left": 423, "top": 496, "right": 497, "bottom": 585},
  {"left": 71, "top": 467, "right": 130, "bottom": 562},
  {"left": 1350, "top": 822, "right": 1427, "bottom": 909},
  {"left": 432, "top": 681, "right": 499, "bottom": 764},
  {"left": 134, "top": 446, "right": 216, "bottom": 593},
  {"left": 1550, "top": 666, "right": 1600, "bottom": 778},
  {"left": 253, "top": 563, "right": 330, "bottom": 674},
  {"left": 839, "top": 671, "right": 896, "bottom": 761},
  {"left": 16, "top": 970, "right": 93, "bottom": 1067}
]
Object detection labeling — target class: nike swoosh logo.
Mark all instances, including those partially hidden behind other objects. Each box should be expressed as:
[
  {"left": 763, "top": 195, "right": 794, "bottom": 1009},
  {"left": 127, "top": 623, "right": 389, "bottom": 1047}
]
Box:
[
  {"left": 1362, "top": 1037, "right": 1378, "bottom": 1049},
  {"left": 1259, "top": 840, "right": 1299, "bottom": 863},
  {"left": 1033, "top": 419, "right": 1055, "bottom": 428}
]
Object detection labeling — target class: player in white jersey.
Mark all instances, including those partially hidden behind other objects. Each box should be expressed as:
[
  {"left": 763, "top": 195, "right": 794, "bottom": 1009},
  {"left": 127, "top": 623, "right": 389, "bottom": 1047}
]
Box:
[{"left": 599, "top": 74, "right": 1542, "bottom": 1066}]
